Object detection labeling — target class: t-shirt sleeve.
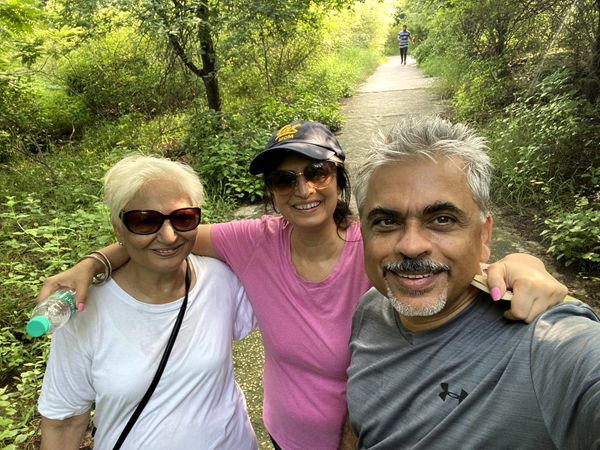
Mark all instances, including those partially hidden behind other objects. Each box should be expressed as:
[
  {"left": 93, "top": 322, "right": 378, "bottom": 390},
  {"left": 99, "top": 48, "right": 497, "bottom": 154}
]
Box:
[
  {"left": 230, "top": 272, "right": 257, "bottom": 341},
  {"left": 531, "top": 302, "right": 600, "bottom": 448},
  {"left": 38, "top": 323, "right": 95, "bottom": 420},
  {"left": 211, "top": 218, "right": 266, "bottom": 276}
]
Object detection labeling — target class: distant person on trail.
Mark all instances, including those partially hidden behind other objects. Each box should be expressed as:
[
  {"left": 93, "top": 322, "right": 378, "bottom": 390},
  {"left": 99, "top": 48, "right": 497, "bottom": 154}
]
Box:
[
  {"left": 398, "top": 24, "right": 414, "bottom": 65},
  {"left": 37, "top": 121, "right": 568, "bottom": 450}
]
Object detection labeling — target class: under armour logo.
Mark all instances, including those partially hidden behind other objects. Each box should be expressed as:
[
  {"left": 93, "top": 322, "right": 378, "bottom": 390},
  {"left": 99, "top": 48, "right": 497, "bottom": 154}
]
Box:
[{"left": 439, "top": 383, "right": 468, "bottom": 404}]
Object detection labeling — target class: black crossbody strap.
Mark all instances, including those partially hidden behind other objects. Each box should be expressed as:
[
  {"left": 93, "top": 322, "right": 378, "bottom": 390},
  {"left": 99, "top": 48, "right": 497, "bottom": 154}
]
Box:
[{"left": 112, "top": 259, "right": 192, "bottom": 450}]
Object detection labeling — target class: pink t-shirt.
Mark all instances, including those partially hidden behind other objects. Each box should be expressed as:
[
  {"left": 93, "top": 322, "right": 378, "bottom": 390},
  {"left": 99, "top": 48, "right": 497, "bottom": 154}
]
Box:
[{"left": 211, "top": 216, "right": 372, "bottom": 450}]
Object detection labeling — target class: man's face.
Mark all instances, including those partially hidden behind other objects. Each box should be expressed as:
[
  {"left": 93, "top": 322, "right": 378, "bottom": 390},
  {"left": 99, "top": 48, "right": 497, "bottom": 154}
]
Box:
[
  {"left": 403, "top": 26, "right": 407, "bottom": 31},
  {"left": 360, "top": 156, "right": 492, "bottom": 327}
]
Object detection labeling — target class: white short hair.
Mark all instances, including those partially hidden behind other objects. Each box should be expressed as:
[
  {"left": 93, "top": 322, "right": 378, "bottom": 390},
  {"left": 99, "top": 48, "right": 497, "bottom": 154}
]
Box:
[{"left": 104, "top": 155, "right": 204, "bottom": 231}]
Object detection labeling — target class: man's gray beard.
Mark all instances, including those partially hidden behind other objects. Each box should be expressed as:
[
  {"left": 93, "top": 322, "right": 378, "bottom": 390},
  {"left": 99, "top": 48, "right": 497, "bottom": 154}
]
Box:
[
  {"left": 382, "top": 258, "right": 450, "bottom": 317},
  {"left": 385, "top": 280, "right": 448, "bottom": 317}
]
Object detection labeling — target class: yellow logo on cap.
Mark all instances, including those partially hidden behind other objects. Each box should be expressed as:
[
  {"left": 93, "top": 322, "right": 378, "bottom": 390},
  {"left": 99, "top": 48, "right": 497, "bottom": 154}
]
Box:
[{"left": 276, "top": 124, "right": 301, "bottom": 142}]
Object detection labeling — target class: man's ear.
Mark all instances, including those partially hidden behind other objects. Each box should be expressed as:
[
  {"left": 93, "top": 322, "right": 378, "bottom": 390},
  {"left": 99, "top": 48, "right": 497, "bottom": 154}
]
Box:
[{"left": 480, "top": 215, "right": 493, "bottom": 263}]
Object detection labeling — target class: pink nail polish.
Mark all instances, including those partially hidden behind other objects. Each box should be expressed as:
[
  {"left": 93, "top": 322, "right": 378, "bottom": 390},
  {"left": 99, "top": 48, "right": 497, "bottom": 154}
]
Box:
[
  {"left": 77, "top": 303, "right": 85, "bottom": 312},
  {"left": 491, "top": 287, "right": 502, "bottom": 301}
]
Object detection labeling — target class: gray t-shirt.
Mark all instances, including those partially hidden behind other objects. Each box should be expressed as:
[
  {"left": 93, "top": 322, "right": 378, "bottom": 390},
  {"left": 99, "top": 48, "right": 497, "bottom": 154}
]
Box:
[{"left": 347, "top": 288, "right": 600, "bottom": 449}]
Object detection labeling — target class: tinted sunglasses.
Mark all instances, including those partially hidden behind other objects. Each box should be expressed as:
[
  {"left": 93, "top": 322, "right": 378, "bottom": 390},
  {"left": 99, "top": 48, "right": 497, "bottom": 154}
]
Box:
[
  {"left": 265, "top": 160, "right": 337, "bottom": 195},
  {"left": 120, "top": 207, "right": 201, "bottom": 235}
]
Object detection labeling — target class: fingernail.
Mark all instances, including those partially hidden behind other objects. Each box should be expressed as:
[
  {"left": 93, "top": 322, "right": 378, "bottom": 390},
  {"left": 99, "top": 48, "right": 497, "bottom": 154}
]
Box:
[
  {"left": 77, "top": 303, "right": 85, "bottom": 312},
  {"left": 491, "top": 287, "right": 502, "bottom": 301}
]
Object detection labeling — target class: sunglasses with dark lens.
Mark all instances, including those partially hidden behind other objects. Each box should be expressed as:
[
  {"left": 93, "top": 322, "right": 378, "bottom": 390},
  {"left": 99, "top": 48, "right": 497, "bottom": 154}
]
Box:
[
  {"left": 120, "top": 207, "right": 201, "bottom": 235},
  {"left": 265, "top": 160, "right": 337, "bottom": 195}
]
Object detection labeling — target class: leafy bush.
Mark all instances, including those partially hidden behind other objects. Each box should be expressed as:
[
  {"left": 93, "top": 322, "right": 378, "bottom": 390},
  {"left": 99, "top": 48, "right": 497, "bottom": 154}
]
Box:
[
  {"left": 251, "top": 96, "right": 344, "bottom": 132},
  {"left": 185, "top": 111, "right": 270, "bottom": 204},
  {"left": 296, "top": 45, "right": 381, "bottom": 106},
  {"left": 541, "top": 197, "right": 600, "bottom": 270},
  {"left": 487, "top": 69, "right": 600, "bottom": 270},
  {"left": 452, "top": 57, "right": 514, "bottom": 123},
  {"left": 489, "top": 69, "right": 598, "bottom": 211},
  {"left": 58, "top": 26, "right": 197, "bottom": 119}
]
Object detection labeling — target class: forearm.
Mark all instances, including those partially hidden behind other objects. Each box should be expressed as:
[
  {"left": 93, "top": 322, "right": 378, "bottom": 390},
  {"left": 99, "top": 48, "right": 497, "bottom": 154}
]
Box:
[
  {"left": 41, "top": 411, "right": 90, "bottom": 450},
  {"left": 91, "top": 242, "right": 130, "bottom": 273}
]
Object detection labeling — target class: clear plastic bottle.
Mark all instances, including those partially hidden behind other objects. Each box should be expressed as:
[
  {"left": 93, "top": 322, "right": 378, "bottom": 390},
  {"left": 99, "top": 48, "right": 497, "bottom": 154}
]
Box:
[{"left": 26, "top": 288, "right": 77, "bottom": 337}]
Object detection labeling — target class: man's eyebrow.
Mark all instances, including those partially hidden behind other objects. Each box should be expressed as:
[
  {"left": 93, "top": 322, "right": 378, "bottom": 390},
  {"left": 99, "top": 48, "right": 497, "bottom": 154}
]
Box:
[
  {"left": 423, "top": 201, "right": 468, "bottom": 219},
  {"left": 366, "top": 207, "right": 399, "bottom": 220}
]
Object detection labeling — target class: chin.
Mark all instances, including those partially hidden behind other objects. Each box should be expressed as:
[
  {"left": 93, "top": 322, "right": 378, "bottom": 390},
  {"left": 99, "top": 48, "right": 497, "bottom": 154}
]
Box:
[{"left": 386, "top": 285, "right": 448, "bottom": 317}]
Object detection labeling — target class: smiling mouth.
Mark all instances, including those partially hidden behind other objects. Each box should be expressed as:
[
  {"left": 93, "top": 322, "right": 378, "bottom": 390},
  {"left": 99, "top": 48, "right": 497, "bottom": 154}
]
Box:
[
  {"left": 152, "top": 245, "right": 182, "bottom": 255},
  {"left": 396, "top": 272, "right": 439, "bottom": 279},
  {"left": 293, "top": 201, "right": 321, "bottom": 211}
]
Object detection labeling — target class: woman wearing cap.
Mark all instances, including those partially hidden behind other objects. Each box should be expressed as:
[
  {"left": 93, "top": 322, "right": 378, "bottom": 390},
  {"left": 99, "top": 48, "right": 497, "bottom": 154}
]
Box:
[
  {"left": 38, "top": 122, "right": 567, "bottom": 450},
  {"left": 38, "top": 155, "right": 257, "bottom": 450}
]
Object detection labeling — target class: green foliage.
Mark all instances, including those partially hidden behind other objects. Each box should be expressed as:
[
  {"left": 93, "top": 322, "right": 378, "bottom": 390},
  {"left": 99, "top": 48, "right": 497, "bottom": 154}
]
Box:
[
  {"left": 58, "top": 25, "right": 197, "bottom": 119},
  {"left": 418, "top": 53, "right": 468, "bottom": 99},
  {"left": 185, "top": 111, "right": 270, "bottom": 203},
  {"left": 0, "top": 0, "right": 40, "bottom": 37},
  {"left": 293, "top": 45, "right": 382, "bottom": 108},
  {"left": 487, "top": 69, "right": 600, "bottom": 270},
  {"left": 490, "top": 70, "right": 597, "bottom": 207},
  {"left": 541, "top": 196, "right": 600, "bottom": 270},
  {"left": 251, "top": 96, "right": 343, "bottom": 132}
]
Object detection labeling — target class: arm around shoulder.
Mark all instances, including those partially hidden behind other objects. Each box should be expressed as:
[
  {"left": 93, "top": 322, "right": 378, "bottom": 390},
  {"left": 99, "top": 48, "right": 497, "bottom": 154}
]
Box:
[
  {"left": 192, "top": 224, "right": 223, "bottom": 261},
  {"left": 41, "top": 409, "right": 91, "bottom": 450}
]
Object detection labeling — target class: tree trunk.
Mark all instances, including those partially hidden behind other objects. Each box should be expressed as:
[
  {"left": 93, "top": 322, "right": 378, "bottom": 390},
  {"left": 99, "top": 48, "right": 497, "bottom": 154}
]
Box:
[
  {"left": 197, "top": 10, "right": 222, "bottom": 113},
  {"left": 162, "top": 0, "right": 222, "bottom": 112}
]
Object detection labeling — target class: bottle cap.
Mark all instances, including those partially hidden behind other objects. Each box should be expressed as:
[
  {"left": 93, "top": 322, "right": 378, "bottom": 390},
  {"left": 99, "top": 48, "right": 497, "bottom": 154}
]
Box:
[{"left": 26, "top": 316, "right": 51, "bottom": 337}]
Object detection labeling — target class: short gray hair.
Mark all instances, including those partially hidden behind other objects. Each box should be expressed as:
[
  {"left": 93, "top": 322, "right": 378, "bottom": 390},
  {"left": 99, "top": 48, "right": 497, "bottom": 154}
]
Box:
[
  {"left": 354, "top": 116, "right": 491, "bottom": 222},
  {"left": 104, "top": 155, "right": 204, "bottom": 231}
]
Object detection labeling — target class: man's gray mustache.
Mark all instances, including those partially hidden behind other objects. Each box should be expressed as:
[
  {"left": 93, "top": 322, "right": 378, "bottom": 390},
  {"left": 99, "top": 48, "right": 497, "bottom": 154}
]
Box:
[{"left": 383, "top": 259, "right": 450, "bottom": 276}]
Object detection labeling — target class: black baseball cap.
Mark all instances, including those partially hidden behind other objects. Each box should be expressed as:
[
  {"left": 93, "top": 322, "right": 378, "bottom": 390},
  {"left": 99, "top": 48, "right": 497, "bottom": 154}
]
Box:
[{"left": 249, "top": 121, "right": 346, "bottom": 175}]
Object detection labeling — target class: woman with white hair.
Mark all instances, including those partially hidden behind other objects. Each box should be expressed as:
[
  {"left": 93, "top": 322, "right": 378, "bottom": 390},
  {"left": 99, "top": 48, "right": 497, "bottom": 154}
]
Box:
[{"left": 38, "top": 155, "right": 257, "bottom": 450}]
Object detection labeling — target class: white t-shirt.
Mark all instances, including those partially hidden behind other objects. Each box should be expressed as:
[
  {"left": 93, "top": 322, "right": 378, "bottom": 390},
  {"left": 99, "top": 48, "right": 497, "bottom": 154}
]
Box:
[{"left": 39, "top": 255, "right": 258, "bottom": 450}]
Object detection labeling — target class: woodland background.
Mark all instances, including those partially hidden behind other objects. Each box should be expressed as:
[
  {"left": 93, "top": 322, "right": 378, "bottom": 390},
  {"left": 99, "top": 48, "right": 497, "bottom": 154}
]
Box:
[{"left": 1, "top": 0, "right": 599, "bottom": 447}]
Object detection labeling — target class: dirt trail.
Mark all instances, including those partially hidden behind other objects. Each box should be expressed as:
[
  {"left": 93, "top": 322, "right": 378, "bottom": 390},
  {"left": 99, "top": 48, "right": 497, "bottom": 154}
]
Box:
[{"left": 336, "top": 54, "right": 443, "bottom": 160}]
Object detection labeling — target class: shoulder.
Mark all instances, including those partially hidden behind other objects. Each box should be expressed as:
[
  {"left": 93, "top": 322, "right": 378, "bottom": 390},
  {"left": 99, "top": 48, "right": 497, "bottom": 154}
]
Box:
[
  {"left": 532, "top": 301, "right": 600, "bottom": 342},
  {"left": 353, "top": 287, "right": 387, "bottom": 324},
  {"left": 351, "top": 287, "right": 394, "bottom": 342},
  {"left": 212, "top": 215, "right": 286, "bottom": 237},
  {"left": 189, "top": 254, "right": 239, "bottom": 281}
]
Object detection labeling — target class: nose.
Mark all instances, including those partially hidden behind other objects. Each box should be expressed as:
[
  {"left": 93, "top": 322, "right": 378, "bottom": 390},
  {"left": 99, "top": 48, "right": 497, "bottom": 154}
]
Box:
[
  {"left": 294, "top": 175, "right": 315, "bottom": 198},
  {"left": 394, "top": 222, "right": 432, "bottom": 259},
  {"left": 157, "top": 219, "right": 178, "bottom": 242}
]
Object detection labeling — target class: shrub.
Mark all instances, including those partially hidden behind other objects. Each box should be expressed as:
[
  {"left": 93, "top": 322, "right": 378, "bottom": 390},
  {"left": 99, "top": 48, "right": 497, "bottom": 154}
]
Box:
[
  {"left": 57, "top": 26, "right": 197, "bottom": 119},
  {"left": 541, "top": 197, "right": 600, "bottom": 271},
  {"left": 185, "top": 111, "right": 270, "bottom": 204}
]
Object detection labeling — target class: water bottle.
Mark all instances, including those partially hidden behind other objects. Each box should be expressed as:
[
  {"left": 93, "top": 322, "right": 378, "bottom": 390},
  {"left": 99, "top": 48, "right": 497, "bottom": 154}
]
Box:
[{"left": 26, "top": 288, "right": 77, "bottom": 337}]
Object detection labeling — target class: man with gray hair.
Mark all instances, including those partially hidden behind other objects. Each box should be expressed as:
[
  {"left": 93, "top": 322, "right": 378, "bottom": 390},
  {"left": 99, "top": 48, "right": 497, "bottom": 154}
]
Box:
[{"left": 345, "top": 117, "right": 600, "bottom": 449}]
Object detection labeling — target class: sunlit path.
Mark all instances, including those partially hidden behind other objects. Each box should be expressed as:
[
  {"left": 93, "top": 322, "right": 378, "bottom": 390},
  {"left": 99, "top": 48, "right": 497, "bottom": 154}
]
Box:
[{"left": 336, "top": 54, "right": 444, "bottom": 162}]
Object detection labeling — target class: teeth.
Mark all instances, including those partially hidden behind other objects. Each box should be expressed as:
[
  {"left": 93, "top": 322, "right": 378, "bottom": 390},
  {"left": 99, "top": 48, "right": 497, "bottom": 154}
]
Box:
[
  {"left": 399, "top": 273, "right": 434, "bottom": 279},
  {"left": 155, "top": 248, "right": 177, "bottom": 254},
  {"left": 295, "top": 202, "right": 320, "bottom": 210}
]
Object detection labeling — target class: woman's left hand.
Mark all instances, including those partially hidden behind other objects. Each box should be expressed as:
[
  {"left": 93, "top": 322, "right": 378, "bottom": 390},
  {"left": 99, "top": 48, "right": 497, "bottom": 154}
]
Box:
[{"left": 485, "top": 253, "right": 568, "bottom": 323}]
